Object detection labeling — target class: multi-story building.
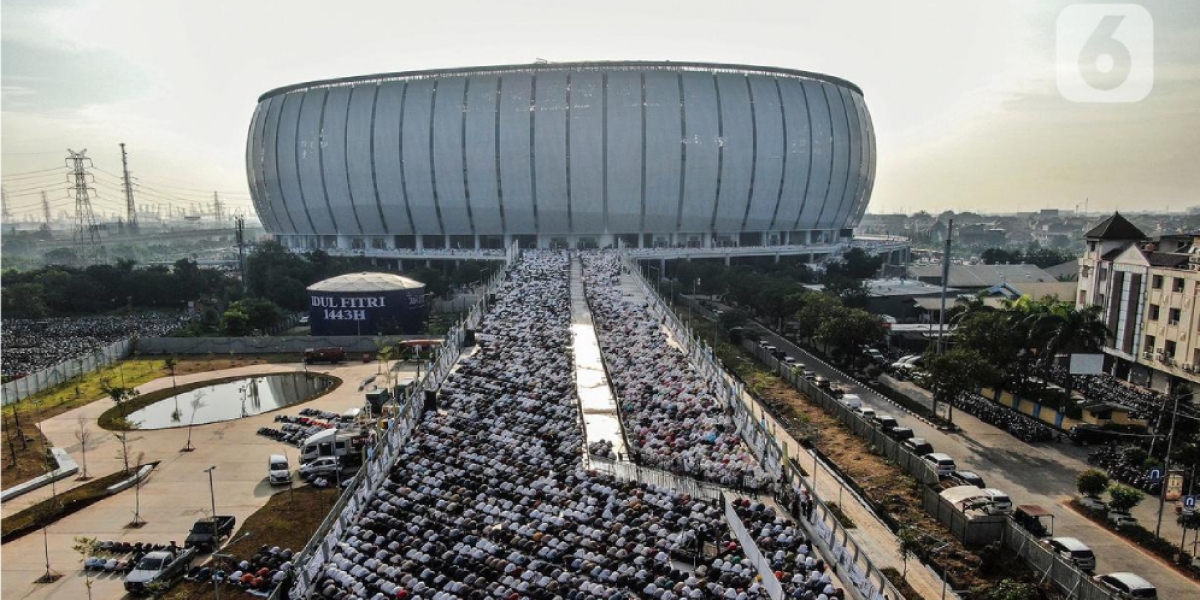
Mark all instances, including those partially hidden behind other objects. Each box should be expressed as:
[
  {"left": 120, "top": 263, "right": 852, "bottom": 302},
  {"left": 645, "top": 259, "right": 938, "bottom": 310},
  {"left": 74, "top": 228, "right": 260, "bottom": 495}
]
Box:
[{"left": 1076, "top": 212, "right": 1200, "bottom": 393}]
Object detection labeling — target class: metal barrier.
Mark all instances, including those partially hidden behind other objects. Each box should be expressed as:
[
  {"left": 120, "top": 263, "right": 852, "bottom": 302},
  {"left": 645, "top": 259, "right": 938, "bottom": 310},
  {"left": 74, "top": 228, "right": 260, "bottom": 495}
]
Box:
[
  {"left": 278, "top": 243, "right": 519, "bottom": 600},
  {"left": 725, "top": 496, "right": 785, "bottom": 600},
  {"left": 2, "top": 338, "right": 133, "bottom": 405},
  {"left": 624, "top": 258, "right": 903, "bottom": 600},
  {"left": 587, "top": 456, "right": 729, "bottom": 502}
]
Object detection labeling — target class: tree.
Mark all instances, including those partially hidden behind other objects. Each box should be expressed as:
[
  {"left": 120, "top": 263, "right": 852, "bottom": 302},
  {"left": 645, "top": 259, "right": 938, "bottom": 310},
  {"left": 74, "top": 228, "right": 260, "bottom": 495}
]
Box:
[
  {"left": 0, "top": 282, "right": 49, "bottom": 318},
  {"left": 923, "top": 348, "right": 999, "bottom": 421},
  {"left": 129, "top": 450, "right": 147, "bottom": 527},
  {"left": 1030, "top": 301, "right": 1109, "bottom": 368},
  {"left": 718, "top": 308, "right": 750, "bottom": 332},
  {"left": 1107, "top": 482, "right": 1145, "bottom": 513},
  {"left": 1077, "top": 469, "right": 1110, "bottom": 498},
  {"left": 826, "top": 248, "right": 883, "bottom": 279},
  {"left": 100, "top": 378, "right": 139, "bottom": 418},
  {"left": 793, "top": 293, "right": 842, "bottom": 344},
  {"left": 980, "top": 248, "right": 1022, "bottom": 265},
  {"left": 968, "top": 579, "right": 1039, "bottom": 600},
  {"left": 219, "top": 306, "right": 252, "bottom": 336},
  {"left": 110, "top": 417, "right": 140, "bottom": 474},
  {"left": 897, "top": 526, "right": 922, "bottom": 578},
  {"left": 163, "top": 356, "right": 178, "bottom": 389},
  {"left": 74, "top": 416, "right": 94, "bottom": 481},
  {"left": 816, "top": 308, "right": 885, "bottom": 362},
  {"left": 183, "top": 392, "right": 205, "bottom": 452},
  {"left": 73, "top": 536, "right": 101, "bottom": 600},
  {"left": 823, "top": 275, "right": 869, "bottom": 308}
]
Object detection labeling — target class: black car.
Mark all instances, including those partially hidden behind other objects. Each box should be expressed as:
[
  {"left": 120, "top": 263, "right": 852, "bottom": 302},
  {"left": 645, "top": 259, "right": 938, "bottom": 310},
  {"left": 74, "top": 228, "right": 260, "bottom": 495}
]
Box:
[
  {"left": 951, "top": 470, "right": 986, "bottom": 488},
  {"left": 888, "top": 426, "right": 915, "bottom": 441}
]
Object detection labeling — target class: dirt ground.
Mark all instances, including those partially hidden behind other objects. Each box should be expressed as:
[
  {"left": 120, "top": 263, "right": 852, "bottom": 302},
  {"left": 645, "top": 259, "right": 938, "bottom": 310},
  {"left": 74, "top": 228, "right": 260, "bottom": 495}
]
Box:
[{"left": 161, "top": 485, "right": 339, "bottom": 600}]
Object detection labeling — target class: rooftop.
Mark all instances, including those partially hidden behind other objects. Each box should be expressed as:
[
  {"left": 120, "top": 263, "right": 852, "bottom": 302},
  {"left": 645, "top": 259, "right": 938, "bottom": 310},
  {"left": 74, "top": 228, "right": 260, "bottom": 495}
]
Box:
[
  {"left": 1084, "top": 212, "right": 1146, "bottom": 241},
  {"left": 307, "top": 272, "right": 425, "bottom": 293}
]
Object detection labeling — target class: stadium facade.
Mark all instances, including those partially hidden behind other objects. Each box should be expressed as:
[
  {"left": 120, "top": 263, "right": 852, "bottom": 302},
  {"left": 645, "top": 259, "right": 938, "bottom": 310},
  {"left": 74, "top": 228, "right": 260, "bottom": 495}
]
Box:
[{"left": 247, "top": 61, "right": 875, "bottom": 250}]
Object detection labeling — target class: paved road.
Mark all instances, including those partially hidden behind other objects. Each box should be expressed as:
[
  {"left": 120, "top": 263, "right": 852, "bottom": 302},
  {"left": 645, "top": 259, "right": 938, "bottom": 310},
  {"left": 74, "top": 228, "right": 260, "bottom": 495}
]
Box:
[{"left": 735, "top": 312, "right": 1200, "bottom": 599}]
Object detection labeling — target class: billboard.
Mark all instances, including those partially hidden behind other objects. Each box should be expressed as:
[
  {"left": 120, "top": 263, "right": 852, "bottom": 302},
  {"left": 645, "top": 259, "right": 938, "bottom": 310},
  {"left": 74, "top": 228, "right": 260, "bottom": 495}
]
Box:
[{"left": 1069, "top": 353, "right": 1105, "bottom": 375}]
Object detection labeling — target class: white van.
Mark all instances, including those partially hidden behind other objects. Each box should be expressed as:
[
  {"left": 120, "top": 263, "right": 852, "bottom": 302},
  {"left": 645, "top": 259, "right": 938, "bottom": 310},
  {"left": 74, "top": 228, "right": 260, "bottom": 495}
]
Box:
[
  {"left": 1043, "top": 537, "right": 1096, "bottom": 571},
  {"left": 839, "top": 394, "right": 863, "bottom": 410},
  {"left": 980, "top": 489, "right": 1013, "bottom": 515},
  {"left": 1094, "top": 572, "right": 1156, "bottom": 599},
  {"left": 268, "top": 454, "right": 291, "bottom": 485},
  {"left": 923, "top": 453, "right": 957, "bottom": 476}
]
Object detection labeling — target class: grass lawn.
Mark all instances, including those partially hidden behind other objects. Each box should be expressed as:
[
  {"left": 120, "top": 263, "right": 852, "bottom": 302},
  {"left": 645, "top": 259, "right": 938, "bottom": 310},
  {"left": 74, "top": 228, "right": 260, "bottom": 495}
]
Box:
[
  {"left": 161, "top": 485, "right": 339, "bottom": 600},
  {"left": 1, "top": 355, "right": 296, "bottom": 489}
]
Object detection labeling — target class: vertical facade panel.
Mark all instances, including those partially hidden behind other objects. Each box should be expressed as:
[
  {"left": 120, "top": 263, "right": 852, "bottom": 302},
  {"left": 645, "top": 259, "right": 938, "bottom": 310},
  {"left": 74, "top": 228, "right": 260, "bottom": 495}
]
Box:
[
  {"left": 605, "top": 72, "right": 642, "bottom": 234},
  {"left": 373, "top": 82, "right": 413, "bottom": 235},
  {"left": 816, "top": 84, "right": 850, "bottom": 230},
  {"left": 794, "top": 81, "right": 831, "bottom": 230},
  {"left": 346, "top": 85, "right": 386, "bottom": 235},
  {"left": 498, "top": 73, "right": 535, "bottom": 234},
  {"left": 713, "top": 74, "right": 753, "bottom": 231},
  {"left": 569, "top": 72, "right": 604, "bottom": 236},
  {"left": 829, "top": 86, "right": 862, "bottom": 230},
  {"left": 849, "top": 93, "right": 876, "bottom": 228},
  {"left": 247, "top": 101, "right": 282, "bottom": 232},
  {"left": 642, "top": 72, "right": 681, "bottom": 233},
  {"left": 401, "top": 80, "right": 440, "bottom": 233},
  {"left": 745, "top": 77, "right": 783, "bottom": 231},
  {"left": 321, "top": 86, "right": 362, "bottom": 234},
  {"left": 276, "top": 94, "right": 314, "bottom": 235},
  {"left": 297, "top": 89, "right": 338, "bottom": 234},
  {"left": 772, "top": 79, "right": 811, "bottom": 231},
  {"left": 534, "top": 72, "right": 569, "bottom": 234},
  {"left": 465, "top": 75, "right": 502, "bottom": 234},
  {"left": 432, "top": 77, "right": 471, "bottom": 235},
  {"left": 680, "top": 72, "right": 719, "bottom": 233}
]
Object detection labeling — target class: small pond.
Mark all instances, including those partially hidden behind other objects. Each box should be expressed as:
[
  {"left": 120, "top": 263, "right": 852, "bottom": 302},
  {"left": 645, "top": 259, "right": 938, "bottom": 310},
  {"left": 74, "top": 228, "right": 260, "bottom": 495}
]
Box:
[{"left": 127, "top": 373, "right": 336, "bottom": 429}]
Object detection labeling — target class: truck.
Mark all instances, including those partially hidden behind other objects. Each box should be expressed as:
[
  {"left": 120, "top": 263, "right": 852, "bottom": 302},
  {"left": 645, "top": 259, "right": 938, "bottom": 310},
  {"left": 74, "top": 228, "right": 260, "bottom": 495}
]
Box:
[
  {"left": 303, "top": 347, "right": 346, "bottom": 365},
  {"left": 185, "top": 515, "right": 236, "bottom": 553},
  {"left": 298, "top": 426, "right": 371, "bottom": 465},
  {"left": 124, "top": 547, "right": 197, "bottom": 594}
]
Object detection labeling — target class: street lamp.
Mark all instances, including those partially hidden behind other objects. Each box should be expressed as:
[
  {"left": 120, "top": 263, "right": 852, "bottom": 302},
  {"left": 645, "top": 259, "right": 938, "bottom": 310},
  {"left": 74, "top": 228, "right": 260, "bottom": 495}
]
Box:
[{"left": 204, "top": 466, "right": 217, "bottom": 519}]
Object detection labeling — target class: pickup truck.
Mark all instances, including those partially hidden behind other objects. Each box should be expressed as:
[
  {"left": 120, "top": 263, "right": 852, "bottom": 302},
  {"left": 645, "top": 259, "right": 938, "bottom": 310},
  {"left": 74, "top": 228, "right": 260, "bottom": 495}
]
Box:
[
  {"left": 124, "top": 547, "right": 196, "bottom": 594},
  {"left": 185, "top": 516, "right": 236, "bottom": 553}
]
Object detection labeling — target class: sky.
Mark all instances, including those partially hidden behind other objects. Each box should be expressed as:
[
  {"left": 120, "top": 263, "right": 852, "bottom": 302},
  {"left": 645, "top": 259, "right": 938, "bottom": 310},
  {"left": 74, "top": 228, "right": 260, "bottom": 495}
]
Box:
[{"left": 1, "top": 0, "right": 1197, "bottom": 222}]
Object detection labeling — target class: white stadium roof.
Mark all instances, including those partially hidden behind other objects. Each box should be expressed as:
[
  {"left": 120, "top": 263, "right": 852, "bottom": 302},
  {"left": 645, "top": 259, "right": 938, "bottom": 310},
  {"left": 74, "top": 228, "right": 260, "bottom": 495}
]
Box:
[{"left": 307, "top": 272, "right": 424, "bottom": 293}]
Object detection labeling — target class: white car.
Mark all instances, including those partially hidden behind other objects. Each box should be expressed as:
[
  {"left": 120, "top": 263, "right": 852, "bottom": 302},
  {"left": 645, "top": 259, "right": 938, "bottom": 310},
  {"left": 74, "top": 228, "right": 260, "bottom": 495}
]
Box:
[
  {"left": 1079, "top": 496, "right": 1108, "bottom": 513},
  {"left": 1043, "top": 537, "right": 1096, "bottom": 571},
  {"left": 1094, "top": 572, "right": 1156, "bottom": 599},
  {"left": 1107, "top": 511, "right": 1138, "bottom": 528},
  {"left": 299, "top": 456, "right": 341, "bottom": 481}
]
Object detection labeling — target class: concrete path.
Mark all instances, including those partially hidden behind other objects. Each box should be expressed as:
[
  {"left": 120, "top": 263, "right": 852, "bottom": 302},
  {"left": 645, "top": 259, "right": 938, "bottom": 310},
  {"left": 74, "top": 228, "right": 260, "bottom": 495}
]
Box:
[
  {"left": 0, "top": 360, "right": 412, "bottom": 600},
  {"left": 569, "top": 257, "right": 626, "bottom": 460}
]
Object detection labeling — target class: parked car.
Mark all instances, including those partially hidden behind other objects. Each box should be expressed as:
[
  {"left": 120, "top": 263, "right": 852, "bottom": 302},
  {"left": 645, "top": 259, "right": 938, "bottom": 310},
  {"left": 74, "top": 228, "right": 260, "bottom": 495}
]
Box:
[
  {"left": 950, "top": 470, "right": 986, "bottom": 488},
  {"left": 299, "top": 456, "right": 342, "bottom": 481},
  {"left": 979, "top": 489, "right": 1013, "bottom": 515},
  {"left": 1107, "top": 511, "right": 1138, "bottom": 529},
  {"left": 890, "top": 355, "right": 920, "bottom": 370},
  {"left": 1094, "top": 572, "right": 1157, "bottom": 599},
  {"left": 124, "top": 547, "right": 196, "bottom": 594},
  {"left": 838, "top": 394, "right": 862, "bottom": 410},
  {"left": 866, "top": 348, "right": 887, "bottom": 363},
  {"left": 1043, "top": 537, "right": 1096, "bottom": 571},
  {"left": 782, "top": 356, "right": 797, "bottom": 366},
  {"left": 185, "top": 516, "right": 236, "bottom": 553},
  {"left": 268, "top": 454, "right": 291, "bottom": 485},
  {"left": 814, "top": 376, "right": 831, "bottom": 390},
  {"left": 903, "top": 438, "right": 934, "bottom": 455},
  {"left": 856, "top": 407, "right": 877, "bottom": 421},
  {"left": 887, "top": 426, "right": 915, "bottom": 441},
  {"left": 871, "top": 414, "right": 899, "bottom": 432},
  {"left": 923, "top": 453, "right": 957, "bottom": 476}
]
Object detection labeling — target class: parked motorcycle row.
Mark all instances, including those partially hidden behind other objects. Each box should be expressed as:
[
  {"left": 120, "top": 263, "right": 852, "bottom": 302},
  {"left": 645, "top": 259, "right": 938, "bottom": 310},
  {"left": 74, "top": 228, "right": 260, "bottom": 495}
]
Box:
[{"left": 952, "top": 392, "right": 1060, "bottom": 443}]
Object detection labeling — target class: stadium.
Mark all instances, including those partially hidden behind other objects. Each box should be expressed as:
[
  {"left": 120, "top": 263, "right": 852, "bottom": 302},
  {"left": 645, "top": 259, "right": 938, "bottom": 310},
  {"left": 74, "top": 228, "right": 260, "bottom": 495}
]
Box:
[{"left": 246, "top": 61, "right": 875, "bottom": 251}]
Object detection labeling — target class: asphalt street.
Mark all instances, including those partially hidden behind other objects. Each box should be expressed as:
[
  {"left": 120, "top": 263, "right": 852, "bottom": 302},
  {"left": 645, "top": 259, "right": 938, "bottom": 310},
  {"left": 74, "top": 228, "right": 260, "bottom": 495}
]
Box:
[{"left": 689, "top": 297, "right": 1200, "bottom": 599}]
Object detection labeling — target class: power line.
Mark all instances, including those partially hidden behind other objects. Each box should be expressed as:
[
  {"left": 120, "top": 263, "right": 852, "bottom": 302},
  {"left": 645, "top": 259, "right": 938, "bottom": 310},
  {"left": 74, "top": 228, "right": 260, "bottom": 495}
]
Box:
[{"left": 1, "top": 166, "right": 69, "bottom": 179}]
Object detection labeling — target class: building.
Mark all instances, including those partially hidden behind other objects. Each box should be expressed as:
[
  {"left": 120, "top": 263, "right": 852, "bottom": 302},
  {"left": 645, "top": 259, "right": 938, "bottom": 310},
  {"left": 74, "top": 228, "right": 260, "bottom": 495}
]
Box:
[
  {"left": 1076, "top": 212, "right": 1200, "bottom": 393},
  {"left": 906, "top": 263, "right": 1057, "bottom": 290},
  {"left": 246, "top": 61, "right": 876, "bottom": 251}
]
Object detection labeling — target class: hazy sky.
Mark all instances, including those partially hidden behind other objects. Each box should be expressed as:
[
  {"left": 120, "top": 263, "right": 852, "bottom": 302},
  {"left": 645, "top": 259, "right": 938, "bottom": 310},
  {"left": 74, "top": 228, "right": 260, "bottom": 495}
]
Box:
[{"left": 2, "top": 0, "right": 1197, "bottom": 221}]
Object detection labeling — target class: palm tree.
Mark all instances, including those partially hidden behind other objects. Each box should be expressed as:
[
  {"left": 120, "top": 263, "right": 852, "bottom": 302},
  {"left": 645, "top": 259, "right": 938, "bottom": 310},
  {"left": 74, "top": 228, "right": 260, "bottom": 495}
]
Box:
[{"left": 947, "top": 292, "right": 993, "bottom": 326}]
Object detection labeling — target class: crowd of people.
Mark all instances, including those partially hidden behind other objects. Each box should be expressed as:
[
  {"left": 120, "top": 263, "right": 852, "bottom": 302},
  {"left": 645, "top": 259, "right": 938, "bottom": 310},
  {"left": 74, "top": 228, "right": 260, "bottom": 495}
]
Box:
[
  {"left": 1, "top": 314, "right": 189, "bottom": 378},
  {"left": 306, "top": 251, "right": 842, "bottom": 600},
  {"left": 582, "top": 252, "right": 770, "bottom": 491}
]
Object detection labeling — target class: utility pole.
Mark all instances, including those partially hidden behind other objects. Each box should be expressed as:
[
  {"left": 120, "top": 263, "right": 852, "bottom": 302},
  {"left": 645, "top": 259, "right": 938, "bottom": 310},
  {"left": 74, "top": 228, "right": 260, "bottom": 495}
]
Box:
[
  {"left": 235, "top": 216, "right": 247, "bottom": 294},
  {"left": 1155, "top": 391, "right": 1181, "bottom": 538},
  {"left": 68, "top": 149, "right": 107, "bottom": 266},
  {"left": 212, "top": 192, "right": 222, "bottom": 226},
  {"left": 1, "top": 187, "right": 10, "bottom": 223},
  {"left": 936, "top": 219, "right": 954, "bottom": 355},
  {"left": 41, "top": 191, "right": 52, "bottom": 228},
  {"left": 119, "top": 143, "right": 138, "bottom": 233}
]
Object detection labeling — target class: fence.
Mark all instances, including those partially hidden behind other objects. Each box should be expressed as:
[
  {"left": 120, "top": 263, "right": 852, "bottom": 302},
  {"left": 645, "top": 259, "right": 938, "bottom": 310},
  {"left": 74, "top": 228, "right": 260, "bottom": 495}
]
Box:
[
  {"left": 587, "top": 456, "right": 729, "bottom": 502},
  {"left": 1003, "top": 520, "right": 1119, "bottom": 600},
  {"left": 2, "top": 339, "right": 133, "bottom": 406},
  {"left": 137, "top": 335, "right": 435, "bottom": 356},
  {"left": 725, "top": 496, "right": 785, "bottom": 600},
  {"left": 279, "top": 243, "right": 518, "bottom": 600},
  {"left": 625, "top": 257, "right": 902, "bottom": 600}
]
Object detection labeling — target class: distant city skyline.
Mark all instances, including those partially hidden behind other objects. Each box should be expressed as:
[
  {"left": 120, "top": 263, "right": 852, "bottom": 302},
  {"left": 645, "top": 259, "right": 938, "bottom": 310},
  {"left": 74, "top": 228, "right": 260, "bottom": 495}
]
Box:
[{"left": 2, "top": 0, "right": 1197, "bottom": 221}]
